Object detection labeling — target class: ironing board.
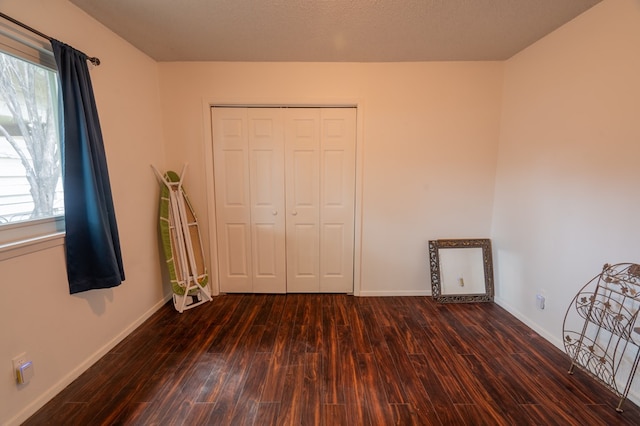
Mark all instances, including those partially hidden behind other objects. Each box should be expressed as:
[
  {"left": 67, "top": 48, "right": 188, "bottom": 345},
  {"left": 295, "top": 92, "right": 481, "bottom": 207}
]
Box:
[{"left": 154, "top": 165, "right": 212, "bottom": 312}]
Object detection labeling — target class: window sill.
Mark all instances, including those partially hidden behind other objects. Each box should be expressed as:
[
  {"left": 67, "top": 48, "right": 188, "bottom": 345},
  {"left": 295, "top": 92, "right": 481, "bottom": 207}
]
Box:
[{"left": 0, "top": 232, "right": 65, "bottom": 261}]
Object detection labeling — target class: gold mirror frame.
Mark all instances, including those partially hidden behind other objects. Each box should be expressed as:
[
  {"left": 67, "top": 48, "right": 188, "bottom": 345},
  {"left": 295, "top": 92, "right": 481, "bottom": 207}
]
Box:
[{"left": 428, "top": 238, "right": 494, "bottom": 303}]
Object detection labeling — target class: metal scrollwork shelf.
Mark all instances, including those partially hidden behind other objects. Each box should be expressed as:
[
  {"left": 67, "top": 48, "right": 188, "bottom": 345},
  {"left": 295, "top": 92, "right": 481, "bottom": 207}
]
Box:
[{"left": 563, "top": 263, "right": 640, "bottom": 412}]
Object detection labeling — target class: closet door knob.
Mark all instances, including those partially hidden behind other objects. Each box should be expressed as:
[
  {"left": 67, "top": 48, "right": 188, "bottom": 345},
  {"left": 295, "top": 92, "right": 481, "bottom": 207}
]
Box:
[
  {"left": 272, "top": 210, "right": 278, "bottom": 215},
  {"left": 292, "top": 211, "right": 298, "bottom": 216}
]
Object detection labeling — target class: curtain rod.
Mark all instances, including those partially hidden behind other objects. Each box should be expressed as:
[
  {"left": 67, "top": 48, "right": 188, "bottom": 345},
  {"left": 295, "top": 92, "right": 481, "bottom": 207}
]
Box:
[{"left": 0, "top": 11, "right": 100, "bottom": 66}]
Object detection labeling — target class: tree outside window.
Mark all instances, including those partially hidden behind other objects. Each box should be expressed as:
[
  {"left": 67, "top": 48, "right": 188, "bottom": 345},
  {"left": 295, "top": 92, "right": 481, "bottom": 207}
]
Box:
[{"left": 0, "top": 51, "right": 63, "bottom": 225}]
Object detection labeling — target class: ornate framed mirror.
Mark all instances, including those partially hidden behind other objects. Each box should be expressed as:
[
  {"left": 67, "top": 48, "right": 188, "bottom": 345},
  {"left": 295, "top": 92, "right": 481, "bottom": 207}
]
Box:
[{"left": 428, "top": 238, "right": 494, "bottom": 303}]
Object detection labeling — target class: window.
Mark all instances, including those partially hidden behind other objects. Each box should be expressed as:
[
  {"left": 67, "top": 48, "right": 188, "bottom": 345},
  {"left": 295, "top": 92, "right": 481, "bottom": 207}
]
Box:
[{"left": 0, "top": 23, "right": 64, "bottom": 256}]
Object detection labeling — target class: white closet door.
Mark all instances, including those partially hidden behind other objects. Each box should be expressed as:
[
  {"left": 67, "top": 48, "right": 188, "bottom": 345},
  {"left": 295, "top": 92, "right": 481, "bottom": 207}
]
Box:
[
  {"left": 284, "top": 108, "right": 356, "bottom": 293},
  {"left": 212, "top": 108, "right": 253, "bottom": 292},
  {"left": 319, "top": 108, "right": 356, "bottom": 292},
  {"left": 213, "top": 108, "right": 286, "bottom": 293},
  {"left": 285, "top": 109, "right": 321, "bottom": 292},
  {"left": 213, "top": 107, "right": 355, "bottom": 294},
  {"left": 247, "top": 108, "right": 286, "bottom": 293}
]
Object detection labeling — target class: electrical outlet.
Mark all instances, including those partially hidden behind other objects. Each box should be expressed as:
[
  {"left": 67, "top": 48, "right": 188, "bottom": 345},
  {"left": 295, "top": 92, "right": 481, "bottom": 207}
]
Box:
[
  {"left": 536, "top": 294, "right": 546, "bottom": 310},
  {"left": 12, "top": 352, "right": 27, "bottom": 379}
]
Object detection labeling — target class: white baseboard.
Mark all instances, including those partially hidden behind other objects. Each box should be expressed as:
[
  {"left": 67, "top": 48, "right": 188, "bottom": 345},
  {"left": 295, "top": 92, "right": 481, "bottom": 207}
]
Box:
[{"left": 7, "top": 294, "right": 173, "bottom": 426}]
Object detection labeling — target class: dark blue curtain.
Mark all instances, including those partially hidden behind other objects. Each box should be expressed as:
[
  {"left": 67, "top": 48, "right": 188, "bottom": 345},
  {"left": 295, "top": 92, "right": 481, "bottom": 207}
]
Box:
[{"left": 51, "top": 40, "right": 125, "bottom": 294}]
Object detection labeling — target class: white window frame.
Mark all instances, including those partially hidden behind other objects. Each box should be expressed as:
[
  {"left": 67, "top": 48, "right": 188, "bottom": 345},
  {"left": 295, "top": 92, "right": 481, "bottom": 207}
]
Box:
[{"left": 0, "top": 20, "right": 65, "bottom": 260}]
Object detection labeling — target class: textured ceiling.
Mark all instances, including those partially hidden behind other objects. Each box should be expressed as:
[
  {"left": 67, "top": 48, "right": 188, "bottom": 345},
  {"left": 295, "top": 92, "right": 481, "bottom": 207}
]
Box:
[{"left": 69, "top": 0, "right": 602, "bottom": 62}]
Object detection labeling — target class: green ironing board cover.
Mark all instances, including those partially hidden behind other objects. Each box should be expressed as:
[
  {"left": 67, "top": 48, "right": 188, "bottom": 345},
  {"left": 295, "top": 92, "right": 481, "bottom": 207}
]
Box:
[{"left": 159, "top": 170, "right": 209, "bottom": 295}]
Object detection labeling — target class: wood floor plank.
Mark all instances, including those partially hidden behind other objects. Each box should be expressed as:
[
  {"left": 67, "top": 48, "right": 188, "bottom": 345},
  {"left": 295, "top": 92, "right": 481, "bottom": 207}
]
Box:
[
  {"left": 250, "top": 294, "right": 274, "bottom": 326},
  {"left": 198, "top": 324, "right": 265, "bottom": 407},
  {"left": 23, "top": 295, "right": 640, "bottom": 426},
  {"left": 356, "top": 352, "right": 397, "bottom": 425},
  {"left": 483, "top": 353, "right": 540, "bottom": 405},
  {"left": 180, "top": 402, "right": 217, "bottom": 425},
  {"left": 381, "top": 325, "right": 441, "bottom": 424},
  {"left": 411, "top": 330, "right": 476, "bottom": 404},
  {"left": 337, "top": 324, "right": 373, "bottom": 425},
  {"left": 322, "top": 305, "right": 345, "bottom": 404},
  {"left": 254, "top": 402, "right": 280, "bottom": 426},
  {"left": 29, "top": 402, "right": 88, "bottom": 426},
  {"left": 302, "top": 294, "right": 323, "bottom": 353},
  {"left": 511, "top": 351, "right": 602, "bottom": 407},
  {"left": 273, "top": 363, "right": 305, "bottom": 425},
  {"left": 227, "top": 351, "right": 272, "bottom": 425},
  {"left": 409, "top": 353, "right": 456, "bottom": 407},
  {"left": 206, "top": 296, "right": 261, "bottom": 354},
  {"left": 395, "top": 307, "right": 429, "bottom": 355},
  {"left": 358, "top": 305, "right": 407, "bottom": 404},
  {"left": 458, "top": 353, "right": 535, "bottom": 424},
  {"left": 343, "top": 297, "right": 373, "bottom": 354},
  {"left": 51, "top": 353, "right": 123, "bottom": 403},
  {"left": 256, "top": 294, "right": 287, "bottom": 353},
  {"left": 323, "top": 404, "right": 348, "bottom": 426},
  {"left": 453, "top": 403, "right": 514, "bottom": 426},
  {"left": 260, "top": 296, "right": 299, "bottom": 402},
  {"left": 300, "top": 352, "right": 323, "bottom": 426},
  {"left": 332, "top": 293, "right": 351, "bottom": 326}
]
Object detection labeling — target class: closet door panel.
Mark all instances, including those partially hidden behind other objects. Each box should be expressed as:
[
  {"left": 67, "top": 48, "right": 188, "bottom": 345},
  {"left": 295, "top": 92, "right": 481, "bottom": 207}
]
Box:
[
  {"left": 285, "top": 109, "right": 320, "bottom": 292},
  {"left": 253, "top": 224, "right": 279, "bottom": 274},
  {"left": 292, "top": 151, "right": 316, "bottom": 206},
  {"left": 292, "top": 223, "right": 318, "bottom": 275},
  {"left": 224, "top": 223, "right": 250, "bottom": 276},
  {"left": 321, "top": 223, "right": 345, "bottom": 273},
  {"left": 319, "top": 108, "right": 356, "bottom": 292},
  {"left": 212, "top": 108, "right": 253, "bottom": 292},
  {"left": 248, "top": 108, "right": 286, "bottom": 293}
]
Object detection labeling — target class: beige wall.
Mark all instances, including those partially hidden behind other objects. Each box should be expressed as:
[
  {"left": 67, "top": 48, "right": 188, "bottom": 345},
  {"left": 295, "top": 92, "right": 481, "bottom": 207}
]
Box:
[
  {"left": 492, "top": 0, "right": 640, "bottom": 398},
  {"left": 0, "top": 1, "right": 168, "bottom": 424},
  {"left": 158, "top": 61, "right": 504, "bottom": 295}
]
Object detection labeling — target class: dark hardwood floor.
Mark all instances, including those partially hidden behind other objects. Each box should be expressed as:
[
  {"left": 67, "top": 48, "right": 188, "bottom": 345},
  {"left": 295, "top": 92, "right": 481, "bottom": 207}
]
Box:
[{"left": 25, "top": 294, "right": 640, "bottom": 425}]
